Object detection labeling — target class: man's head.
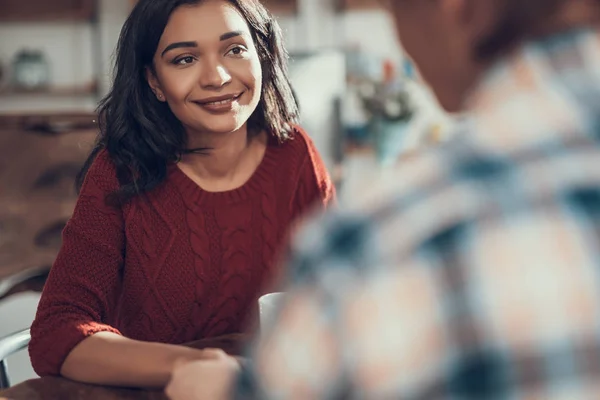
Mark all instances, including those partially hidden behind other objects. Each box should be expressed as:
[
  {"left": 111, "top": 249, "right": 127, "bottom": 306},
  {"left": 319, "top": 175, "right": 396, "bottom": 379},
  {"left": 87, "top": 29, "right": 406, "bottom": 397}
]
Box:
[{"left": 386, "top": 0, "right": 600, "bottom": 112}]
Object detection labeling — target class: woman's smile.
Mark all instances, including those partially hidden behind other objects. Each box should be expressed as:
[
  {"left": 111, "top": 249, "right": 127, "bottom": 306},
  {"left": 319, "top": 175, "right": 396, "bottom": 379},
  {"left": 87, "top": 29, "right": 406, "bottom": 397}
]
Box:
[{"left": 192, "top": 91, "right": 244, "bottom": 114}]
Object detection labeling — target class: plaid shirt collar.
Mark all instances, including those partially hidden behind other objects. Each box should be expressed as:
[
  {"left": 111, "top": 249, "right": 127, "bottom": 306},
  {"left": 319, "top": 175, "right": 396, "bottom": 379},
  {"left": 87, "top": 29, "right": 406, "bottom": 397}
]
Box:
[{"left": 462, "top": 27, "right": 600, "bottom": 155}]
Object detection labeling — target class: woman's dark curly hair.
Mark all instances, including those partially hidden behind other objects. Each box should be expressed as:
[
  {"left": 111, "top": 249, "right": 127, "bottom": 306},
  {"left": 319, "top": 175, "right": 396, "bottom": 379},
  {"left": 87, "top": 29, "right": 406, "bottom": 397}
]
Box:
[{"left": 77, "top": 0, "right": 299, "bottom": 202}]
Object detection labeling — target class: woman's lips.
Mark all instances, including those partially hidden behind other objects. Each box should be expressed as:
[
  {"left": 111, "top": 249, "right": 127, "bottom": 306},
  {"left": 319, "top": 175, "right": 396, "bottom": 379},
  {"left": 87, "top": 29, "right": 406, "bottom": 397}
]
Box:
[{"left": 194, "top": 93, "right": 243, "bottom": 113}]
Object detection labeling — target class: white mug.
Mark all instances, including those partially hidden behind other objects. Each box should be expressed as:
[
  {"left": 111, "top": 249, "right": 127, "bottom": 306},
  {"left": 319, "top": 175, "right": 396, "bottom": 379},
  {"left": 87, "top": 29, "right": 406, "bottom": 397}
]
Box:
[{"left": 258, "top": 292, "right": 285, "bottom": 330}]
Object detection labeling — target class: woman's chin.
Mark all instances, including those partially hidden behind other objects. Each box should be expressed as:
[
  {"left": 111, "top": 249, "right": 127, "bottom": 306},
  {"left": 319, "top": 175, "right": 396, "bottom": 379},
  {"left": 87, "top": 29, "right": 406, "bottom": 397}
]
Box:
[{"left": 190, "top": 118, "right": 247, "bottom": 135}]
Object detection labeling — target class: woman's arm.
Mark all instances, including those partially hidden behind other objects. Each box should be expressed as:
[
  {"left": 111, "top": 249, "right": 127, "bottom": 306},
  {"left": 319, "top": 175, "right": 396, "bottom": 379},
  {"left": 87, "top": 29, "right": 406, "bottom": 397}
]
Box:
[
  {"left": 61, "top": 332, "right": 211, "bottom": 388},
  {"left": 28, "top": 151, "right": 207, "bottom": 388},
  {"left": 165, "top": 349, "right": 240, "bottom": 399}
]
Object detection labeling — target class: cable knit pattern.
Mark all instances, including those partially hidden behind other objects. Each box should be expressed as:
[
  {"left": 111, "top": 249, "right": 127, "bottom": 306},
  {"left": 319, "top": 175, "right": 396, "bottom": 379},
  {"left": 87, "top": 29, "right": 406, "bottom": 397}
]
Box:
[{"left": 28, "top": 126, "right": 335, "bottom": 377}]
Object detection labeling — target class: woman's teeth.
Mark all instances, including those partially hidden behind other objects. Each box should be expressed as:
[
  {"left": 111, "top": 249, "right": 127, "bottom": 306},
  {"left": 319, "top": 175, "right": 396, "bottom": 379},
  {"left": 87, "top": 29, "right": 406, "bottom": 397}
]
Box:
[{"left": 207, "top": 98, "right": 233, "bottom": 105}]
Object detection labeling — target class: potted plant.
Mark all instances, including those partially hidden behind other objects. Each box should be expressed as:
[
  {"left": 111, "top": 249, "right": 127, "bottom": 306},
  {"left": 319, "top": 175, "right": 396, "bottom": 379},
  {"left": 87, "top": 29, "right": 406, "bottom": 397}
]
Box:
[{"left": 359, "top": 60, "right": 415, "bottom": 165}]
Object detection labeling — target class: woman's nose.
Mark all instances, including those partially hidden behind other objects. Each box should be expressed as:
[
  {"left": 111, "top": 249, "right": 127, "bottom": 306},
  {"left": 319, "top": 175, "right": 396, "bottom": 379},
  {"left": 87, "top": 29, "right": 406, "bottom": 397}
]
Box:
[{"left": 199, "top": 59, "right": 232, "bottom": 89}]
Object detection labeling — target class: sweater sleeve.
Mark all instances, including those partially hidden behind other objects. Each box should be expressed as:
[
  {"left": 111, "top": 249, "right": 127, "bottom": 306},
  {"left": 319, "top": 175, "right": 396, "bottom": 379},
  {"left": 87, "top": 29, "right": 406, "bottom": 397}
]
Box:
[
  {"left": 290, "top": 128, "right": 337, "bottom": 218},
  {"left": 29, "top": 150, "right": 125, "bottom": 377}
]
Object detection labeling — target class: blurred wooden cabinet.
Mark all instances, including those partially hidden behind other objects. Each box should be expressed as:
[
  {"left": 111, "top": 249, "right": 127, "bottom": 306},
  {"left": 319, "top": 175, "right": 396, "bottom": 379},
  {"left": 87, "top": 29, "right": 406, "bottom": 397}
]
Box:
[
  {"left": 0, "top": 0, "right": 96, "bottom": 21},
  {"left": 0, "top": 116, "right": 97, "bottom": 286}
]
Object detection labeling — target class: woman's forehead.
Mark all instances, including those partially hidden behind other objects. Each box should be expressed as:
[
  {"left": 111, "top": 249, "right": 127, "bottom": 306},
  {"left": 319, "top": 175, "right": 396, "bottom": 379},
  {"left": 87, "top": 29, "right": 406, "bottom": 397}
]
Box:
[{"left": 160, "top": 1, "right": 252, "bottom": 45}]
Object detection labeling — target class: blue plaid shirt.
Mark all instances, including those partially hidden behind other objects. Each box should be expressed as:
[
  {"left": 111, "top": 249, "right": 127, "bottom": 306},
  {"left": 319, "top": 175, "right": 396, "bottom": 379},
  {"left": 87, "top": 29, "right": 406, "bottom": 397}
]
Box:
[{"left": 236, "top": 28, "right": 600, "bottom": 399}]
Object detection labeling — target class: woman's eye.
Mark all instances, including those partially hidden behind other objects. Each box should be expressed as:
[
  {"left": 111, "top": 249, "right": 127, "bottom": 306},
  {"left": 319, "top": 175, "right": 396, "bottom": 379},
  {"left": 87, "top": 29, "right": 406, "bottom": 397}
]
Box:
[
  {"left": 174, "top": 56, "right": 195, "bottom": 65},
  {"left": 227, "top": 46, "right": 247, "bottom": 56}
]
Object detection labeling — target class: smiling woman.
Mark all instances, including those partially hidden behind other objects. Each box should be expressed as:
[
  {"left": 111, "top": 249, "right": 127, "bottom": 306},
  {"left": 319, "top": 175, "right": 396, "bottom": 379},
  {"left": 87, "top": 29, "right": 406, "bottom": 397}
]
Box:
[
  {"left": 147, "top": 1, "right": 265, "bottom": 148},
  {"left": 27, "top": 0, "right": 335, "bottom": 389}
]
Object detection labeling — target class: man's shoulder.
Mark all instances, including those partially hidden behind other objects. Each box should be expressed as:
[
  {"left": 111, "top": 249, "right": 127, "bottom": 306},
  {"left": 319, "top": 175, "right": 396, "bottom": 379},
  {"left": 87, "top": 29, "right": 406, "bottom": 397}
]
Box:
[{"left": 288, "top": 132, "right": 592, "bottom": 281}]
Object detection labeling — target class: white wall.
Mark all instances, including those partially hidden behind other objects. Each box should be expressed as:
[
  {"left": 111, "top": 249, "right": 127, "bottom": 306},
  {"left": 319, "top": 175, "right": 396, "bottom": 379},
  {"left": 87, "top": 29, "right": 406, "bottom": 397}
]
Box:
[{"left": 276, "top": 0, "right": 402, "bottom": 60}]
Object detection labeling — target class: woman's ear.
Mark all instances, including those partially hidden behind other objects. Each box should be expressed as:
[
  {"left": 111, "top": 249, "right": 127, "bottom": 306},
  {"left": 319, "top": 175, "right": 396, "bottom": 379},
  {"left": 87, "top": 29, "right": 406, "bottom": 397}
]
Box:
[{"left": 146, "top": 66, "right": 166, "bottom": 102}]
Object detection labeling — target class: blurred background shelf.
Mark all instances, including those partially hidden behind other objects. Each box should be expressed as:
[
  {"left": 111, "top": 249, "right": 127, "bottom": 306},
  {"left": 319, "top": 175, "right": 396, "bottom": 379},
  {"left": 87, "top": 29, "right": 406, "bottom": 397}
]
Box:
[
  {"left": 0, "top": 112, "right": 97, "bottom": 131},
  {"left": 0, "top": 0, "right": 102, "bottom": 115},
  {"left": 0, "top": 0, "right": 97, "bottom": 22},
  {"left": 0, "top": 83, "right": 98, "bottom": 98}
]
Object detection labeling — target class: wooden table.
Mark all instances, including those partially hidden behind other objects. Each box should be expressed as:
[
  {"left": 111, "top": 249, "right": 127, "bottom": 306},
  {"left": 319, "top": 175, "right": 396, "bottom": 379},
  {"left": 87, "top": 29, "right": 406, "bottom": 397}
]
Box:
[{"left": 0, "top": 334, "right": 247, "bottom": 400}]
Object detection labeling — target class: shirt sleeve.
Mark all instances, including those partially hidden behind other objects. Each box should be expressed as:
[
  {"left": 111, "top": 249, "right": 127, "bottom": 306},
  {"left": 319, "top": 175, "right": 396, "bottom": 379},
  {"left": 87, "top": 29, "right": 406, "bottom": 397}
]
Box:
[
  {"left": 28, "top": 151, "right": 125, "bottom": 376},
  {"left": 232, "top": 211, "right": 379, "bottom": 399},
  {"left": 234, "top": 197, "right": 600, "bottom": 399},
  {"left": 234, "top": 240, "right": 450, "bottom": 398}
]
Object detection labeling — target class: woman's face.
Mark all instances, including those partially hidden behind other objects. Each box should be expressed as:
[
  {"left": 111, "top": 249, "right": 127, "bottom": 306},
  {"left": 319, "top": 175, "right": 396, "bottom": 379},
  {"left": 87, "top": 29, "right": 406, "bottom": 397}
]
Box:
[{"left": 148, "top": 0, "right": 262, "bottom": 136}]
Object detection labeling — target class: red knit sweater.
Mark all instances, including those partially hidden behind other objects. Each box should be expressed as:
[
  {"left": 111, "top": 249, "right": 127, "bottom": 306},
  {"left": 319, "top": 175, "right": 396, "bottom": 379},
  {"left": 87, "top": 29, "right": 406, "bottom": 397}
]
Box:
[{"left": 29, "top": 127, "right": 334, "bottom": 376}]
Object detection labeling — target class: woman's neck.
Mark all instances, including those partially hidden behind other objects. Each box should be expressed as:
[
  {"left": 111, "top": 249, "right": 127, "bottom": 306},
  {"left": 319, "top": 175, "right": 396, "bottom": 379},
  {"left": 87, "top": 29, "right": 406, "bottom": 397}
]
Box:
[{"left": 179, "top": 125, "right": 263, "bottom": 182}]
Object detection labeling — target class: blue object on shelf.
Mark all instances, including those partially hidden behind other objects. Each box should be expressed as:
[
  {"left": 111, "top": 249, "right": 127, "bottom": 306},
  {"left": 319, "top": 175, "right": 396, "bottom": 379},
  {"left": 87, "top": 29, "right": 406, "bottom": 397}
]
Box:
[
  {"left": 345, "top": 124, "right": 371, "bottom": 146},
  {"left": 403, "top": 58, "right": 415, "bottom": 80},
  {"left": 372, "top": 118, "right": 410, "bottom": 166}
]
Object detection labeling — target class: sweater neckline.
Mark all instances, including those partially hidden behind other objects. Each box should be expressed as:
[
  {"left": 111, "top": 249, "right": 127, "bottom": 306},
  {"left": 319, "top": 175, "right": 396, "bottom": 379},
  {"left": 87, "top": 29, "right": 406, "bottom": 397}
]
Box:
[{"left": 169, "top": 136, "right": 279, "bottom": 206}]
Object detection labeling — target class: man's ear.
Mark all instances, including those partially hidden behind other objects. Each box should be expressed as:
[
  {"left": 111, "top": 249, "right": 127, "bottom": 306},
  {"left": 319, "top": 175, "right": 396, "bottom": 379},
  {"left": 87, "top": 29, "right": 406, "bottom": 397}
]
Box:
[
  {"left": 445, "top": 0, "right": 498, "bottom": 40},
  {"left": 440, "top": 0, "right": 470, "bottom": 25},
  {"left": 146, "top": 66, "right": 166, "bottom": 102}
]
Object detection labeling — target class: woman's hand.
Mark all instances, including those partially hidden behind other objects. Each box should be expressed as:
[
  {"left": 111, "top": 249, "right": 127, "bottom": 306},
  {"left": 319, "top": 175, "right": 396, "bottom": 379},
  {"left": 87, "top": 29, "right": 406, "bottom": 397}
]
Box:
[{"left": 165, "top": 349, "right": 241, "bottom": 400}]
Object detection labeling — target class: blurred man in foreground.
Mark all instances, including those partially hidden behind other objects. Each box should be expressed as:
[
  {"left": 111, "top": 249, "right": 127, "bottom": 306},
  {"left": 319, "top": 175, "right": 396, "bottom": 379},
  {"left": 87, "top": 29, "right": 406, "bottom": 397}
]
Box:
[{"left": 168, "top": 0, "right": 600, "bottom": 398}]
